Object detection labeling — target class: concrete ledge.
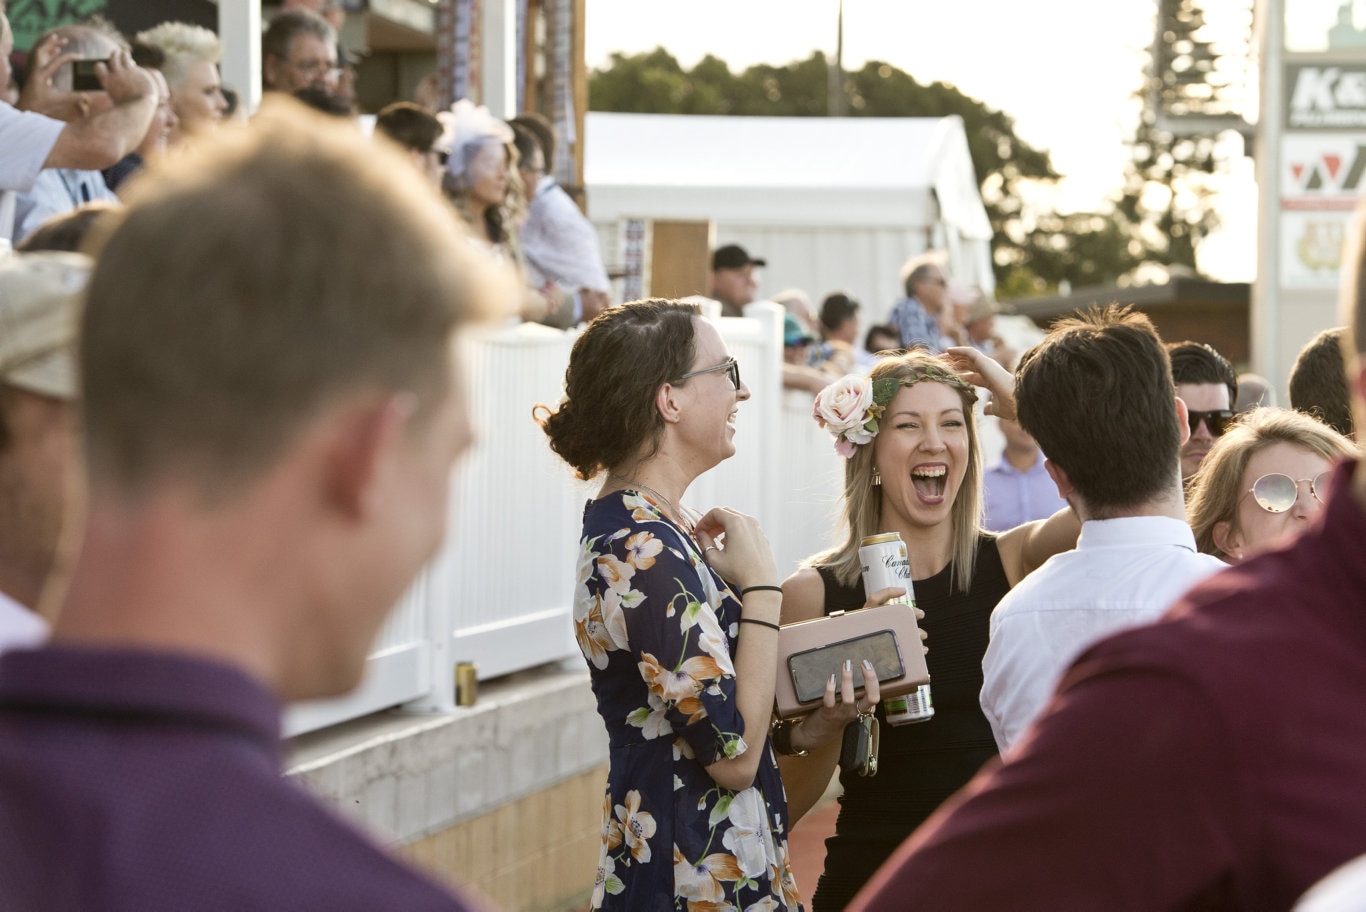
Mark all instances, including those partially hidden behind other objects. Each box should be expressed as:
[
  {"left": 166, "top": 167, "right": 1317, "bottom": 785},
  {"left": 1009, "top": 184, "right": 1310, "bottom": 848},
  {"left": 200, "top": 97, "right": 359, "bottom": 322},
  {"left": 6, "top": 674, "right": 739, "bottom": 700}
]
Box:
[{"left": 288, "top": 661, "right": 608, "bottom": 847}]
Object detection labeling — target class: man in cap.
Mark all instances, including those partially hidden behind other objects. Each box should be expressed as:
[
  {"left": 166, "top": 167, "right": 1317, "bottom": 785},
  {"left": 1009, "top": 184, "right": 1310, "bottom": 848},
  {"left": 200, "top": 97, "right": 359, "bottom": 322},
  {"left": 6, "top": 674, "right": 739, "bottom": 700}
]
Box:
[
  {"left": 710, "top": 243, "right": 765, "bottom": 317},
  {"left": 0, "top": 251, "right": 85, "bottom": 651}
]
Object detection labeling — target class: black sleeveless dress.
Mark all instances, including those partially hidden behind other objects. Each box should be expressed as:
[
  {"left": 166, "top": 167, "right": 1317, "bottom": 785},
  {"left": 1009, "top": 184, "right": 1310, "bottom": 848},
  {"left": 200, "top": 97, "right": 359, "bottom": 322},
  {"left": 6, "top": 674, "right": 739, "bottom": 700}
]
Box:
[{"left": 810, "top": 534, "right": 1007, "bottom": 911}]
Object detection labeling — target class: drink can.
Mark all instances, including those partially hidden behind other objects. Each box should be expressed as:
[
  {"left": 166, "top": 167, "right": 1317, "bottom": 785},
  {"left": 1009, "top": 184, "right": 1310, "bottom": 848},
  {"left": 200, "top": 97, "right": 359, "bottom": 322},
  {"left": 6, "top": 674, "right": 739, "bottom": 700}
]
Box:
[
  {"left": 859, "top": 532, "right": 934, "bottom": 725},
  {"left": 456, "top": 661, "right": 478, "bottom": 707}
]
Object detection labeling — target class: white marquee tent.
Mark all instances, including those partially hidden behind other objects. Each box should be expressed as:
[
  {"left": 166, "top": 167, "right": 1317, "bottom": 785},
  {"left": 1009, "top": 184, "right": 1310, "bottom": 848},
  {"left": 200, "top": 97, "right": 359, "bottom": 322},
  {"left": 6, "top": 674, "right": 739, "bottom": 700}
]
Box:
[{"left": 583, "top": 112, "right": 994, "bottom": 321}]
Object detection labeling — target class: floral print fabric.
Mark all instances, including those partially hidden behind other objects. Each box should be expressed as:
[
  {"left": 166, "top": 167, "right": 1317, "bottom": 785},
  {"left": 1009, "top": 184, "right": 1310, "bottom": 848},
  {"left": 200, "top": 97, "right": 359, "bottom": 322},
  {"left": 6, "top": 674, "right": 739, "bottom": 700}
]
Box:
[{"left": 576, "top": 491, "right": 801, "bottom": 911}]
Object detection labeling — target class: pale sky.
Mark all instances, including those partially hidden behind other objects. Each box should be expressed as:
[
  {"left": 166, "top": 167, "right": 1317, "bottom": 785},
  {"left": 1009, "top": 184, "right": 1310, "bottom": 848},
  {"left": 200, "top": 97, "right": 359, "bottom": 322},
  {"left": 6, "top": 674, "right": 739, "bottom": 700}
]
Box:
[{"left": 584, "top": 0, "right": 1257, "bottom": 281}]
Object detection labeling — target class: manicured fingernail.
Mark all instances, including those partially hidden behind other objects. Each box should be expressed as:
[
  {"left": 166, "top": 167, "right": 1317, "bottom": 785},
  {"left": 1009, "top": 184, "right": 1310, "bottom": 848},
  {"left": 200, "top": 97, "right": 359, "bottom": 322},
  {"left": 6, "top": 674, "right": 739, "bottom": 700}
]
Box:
[
  {"left": 863, "top": 659, "right": 874, "bottom": 669},
  {"left": 829, "top": 674, "right": 837, "bottom": 687},
  {"left": 844, "top": 659, "right": 852, "bottom": 672}
]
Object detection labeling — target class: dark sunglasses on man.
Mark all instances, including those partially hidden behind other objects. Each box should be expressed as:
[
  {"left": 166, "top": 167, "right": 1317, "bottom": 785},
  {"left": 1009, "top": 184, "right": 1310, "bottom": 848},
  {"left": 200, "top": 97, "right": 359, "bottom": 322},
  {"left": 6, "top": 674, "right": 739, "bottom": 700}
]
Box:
[{"left": 1187, "top": 408, "right": 1235, "bottom": 437}]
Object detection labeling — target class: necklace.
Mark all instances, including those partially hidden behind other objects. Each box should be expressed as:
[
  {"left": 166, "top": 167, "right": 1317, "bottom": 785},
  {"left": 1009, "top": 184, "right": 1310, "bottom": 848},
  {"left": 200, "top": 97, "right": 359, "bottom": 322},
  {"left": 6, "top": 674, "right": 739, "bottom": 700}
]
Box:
[{"left": 609, "top": 474, "right": 693, "bottom": 533}]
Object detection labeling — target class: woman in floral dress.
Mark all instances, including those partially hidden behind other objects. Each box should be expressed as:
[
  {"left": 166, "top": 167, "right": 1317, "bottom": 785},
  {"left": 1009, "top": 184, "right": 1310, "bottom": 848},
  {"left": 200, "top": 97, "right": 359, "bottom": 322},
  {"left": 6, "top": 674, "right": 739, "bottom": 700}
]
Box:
[{"left": 537, "top": 299, "right": 867, "bottom": 910}]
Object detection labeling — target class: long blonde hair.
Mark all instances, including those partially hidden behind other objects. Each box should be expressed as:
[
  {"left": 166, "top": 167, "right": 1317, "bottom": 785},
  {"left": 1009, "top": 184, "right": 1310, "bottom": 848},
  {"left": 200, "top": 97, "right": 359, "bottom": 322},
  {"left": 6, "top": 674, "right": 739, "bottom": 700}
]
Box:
[{"left": 808, "top": 352, "right": 984, "bottom": 593}]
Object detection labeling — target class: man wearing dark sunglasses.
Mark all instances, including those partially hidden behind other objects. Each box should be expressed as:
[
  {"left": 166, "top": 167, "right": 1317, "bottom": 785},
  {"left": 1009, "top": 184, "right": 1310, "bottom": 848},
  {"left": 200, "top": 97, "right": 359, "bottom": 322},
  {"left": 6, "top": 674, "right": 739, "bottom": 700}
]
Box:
[
  {"left": 1168, "top": 340, "right": 1238, "bottom": 480},
  {"left": 850, "top": 219, "right": 1366, "bottom": 912}
]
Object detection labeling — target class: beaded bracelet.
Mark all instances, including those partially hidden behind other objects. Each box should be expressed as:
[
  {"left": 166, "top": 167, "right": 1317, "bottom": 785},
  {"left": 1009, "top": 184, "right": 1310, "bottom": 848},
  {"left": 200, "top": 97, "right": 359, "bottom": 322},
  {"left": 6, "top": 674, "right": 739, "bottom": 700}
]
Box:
[{"left": 738, "top": 617, "right": 780, "bottom": 632}]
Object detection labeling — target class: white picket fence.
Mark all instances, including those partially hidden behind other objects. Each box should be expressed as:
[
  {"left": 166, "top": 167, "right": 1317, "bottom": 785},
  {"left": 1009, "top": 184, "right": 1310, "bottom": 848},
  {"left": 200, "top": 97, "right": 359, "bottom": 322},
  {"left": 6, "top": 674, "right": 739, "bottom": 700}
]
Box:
[{"left": 284, "top": 302, "right": 846, "bottom": 736}]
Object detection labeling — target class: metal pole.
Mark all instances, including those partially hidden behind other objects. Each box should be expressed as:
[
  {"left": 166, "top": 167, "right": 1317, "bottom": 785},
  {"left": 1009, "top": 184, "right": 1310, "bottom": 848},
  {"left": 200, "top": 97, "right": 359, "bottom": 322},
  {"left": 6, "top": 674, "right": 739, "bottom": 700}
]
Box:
[{"left": 828, "top": 0, "right": 846, "bottom": 117}]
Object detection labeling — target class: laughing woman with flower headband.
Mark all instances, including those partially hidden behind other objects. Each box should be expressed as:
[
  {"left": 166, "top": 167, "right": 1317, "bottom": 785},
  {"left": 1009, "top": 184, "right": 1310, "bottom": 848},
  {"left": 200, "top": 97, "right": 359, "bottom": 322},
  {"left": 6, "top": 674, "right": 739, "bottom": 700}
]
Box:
[
  {"left": 536, "top": 299, "right": 869, "bottom": 910},
  {"left": 778, "top": 349, "right": 1080, "bottom": 912}
]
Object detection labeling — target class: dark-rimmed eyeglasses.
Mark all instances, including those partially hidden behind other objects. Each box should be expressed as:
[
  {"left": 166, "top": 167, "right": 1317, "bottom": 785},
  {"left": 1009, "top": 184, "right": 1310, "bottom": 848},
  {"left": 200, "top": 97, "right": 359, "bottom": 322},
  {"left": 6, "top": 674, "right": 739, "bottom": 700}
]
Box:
[
  {"left": 678, "top": 357, "right": 740, "bottom": 390},
  {"left": 1187, "top": 409, "right": 1235, "bottom": 437},
  {"left": 1246, "top": 472, "right": 1329, "bottom": 514}
]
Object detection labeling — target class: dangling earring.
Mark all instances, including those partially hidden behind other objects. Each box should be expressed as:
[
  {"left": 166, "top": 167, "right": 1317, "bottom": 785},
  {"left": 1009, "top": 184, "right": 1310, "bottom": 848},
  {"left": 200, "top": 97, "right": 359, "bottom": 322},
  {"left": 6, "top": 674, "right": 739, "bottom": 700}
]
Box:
[{"left": 871, "top": 466, "right": 882, "bottom": 486}]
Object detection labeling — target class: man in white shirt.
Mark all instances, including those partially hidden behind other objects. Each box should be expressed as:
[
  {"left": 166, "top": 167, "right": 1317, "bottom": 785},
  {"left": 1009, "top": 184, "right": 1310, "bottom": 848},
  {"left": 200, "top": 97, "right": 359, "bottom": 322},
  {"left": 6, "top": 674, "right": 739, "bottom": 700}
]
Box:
[
  {"left": 980, "top": 305, "right": 1225, "bottom": 753},
  {"left": 0, "top": 252, "right": 86, "bottom": 651}
]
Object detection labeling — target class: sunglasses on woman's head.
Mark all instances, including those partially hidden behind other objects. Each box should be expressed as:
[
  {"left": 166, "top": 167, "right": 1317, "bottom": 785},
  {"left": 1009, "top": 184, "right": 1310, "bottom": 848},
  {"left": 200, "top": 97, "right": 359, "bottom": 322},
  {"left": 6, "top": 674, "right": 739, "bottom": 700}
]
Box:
[
  {"left": 1187, "top": 409, "right": 1235, "bottom": 437},
  {"left": 1246, "top": 472, "right": 1329, "bottom": 514}
]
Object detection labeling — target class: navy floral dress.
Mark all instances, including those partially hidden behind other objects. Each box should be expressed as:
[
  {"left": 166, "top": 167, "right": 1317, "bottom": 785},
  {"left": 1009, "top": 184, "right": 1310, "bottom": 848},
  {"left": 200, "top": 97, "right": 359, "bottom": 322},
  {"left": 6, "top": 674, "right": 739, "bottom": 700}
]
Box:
[{"left": 576, "top": 490, "right": 801, "bottom": 912}]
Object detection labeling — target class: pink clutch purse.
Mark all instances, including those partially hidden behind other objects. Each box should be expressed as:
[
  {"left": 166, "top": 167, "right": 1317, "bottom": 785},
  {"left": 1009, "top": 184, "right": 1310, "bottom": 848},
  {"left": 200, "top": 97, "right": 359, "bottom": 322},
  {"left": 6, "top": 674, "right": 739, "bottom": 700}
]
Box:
[{"left": 773, "top": 603, "right": 930, "bottom": 720}]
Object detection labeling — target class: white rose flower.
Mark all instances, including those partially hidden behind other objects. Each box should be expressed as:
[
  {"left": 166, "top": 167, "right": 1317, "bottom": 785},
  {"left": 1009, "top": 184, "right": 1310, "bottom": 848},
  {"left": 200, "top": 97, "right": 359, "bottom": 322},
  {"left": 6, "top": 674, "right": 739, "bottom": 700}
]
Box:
[{"left": 813, "top": 375, "right": 873, "bottom": 433}]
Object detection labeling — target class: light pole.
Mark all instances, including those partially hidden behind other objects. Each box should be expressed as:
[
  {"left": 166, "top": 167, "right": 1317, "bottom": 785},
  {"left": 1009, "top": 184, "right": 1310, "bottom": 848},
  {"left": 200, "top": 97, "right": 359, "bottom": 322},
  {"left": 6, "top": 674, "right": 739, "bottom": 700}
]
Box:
[{"left": 828, "top": 0, "right": 847, "bottom": 116}]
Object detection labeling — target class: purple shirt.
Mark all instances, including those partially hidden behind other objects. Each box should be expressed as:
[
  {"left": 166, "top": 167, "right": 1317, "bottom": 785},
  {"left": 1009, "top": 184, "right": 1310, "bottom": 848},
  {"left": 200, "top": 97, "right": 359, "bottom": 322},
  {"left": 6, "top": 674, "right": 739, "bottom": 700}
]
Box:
[
  {"left": 851, "top": 460, "right": 1366, "bottom": 911},
  {"left": 982, "top": 451, "right": 1067, "bottom": 532},
  {"left": 0, "top": 647, "right": 483, "bottom": 911}
]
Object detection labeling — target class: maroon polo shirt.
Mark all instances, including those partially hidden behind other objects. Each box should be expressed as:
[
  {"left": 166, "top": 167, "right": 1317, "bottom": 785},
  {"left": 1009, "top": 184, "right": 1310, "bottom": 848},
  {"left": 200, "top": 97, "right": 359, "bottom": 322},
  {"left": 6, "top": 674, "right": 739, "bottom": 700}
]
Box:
[
  {"left": 0, "top": 647, "right": 484, "bottom": 911},
  {"left": 851, "top": 460, "right": 1366, "bottom": 911}
]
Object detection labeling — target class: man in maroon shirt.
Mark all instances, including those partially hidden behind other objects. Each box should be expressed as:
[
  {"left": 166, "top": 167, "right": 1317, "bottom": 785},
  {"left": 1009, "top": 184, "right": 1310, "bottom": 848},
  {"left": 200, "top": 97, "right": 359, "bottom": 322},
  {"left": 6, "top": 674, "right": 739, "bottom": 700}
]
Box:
[
  {"left": 0, "top": 99, "right": 508, "bottom": 910},
  {"left": 850, "top": 213, "right": 1366, "bottom": 911}
]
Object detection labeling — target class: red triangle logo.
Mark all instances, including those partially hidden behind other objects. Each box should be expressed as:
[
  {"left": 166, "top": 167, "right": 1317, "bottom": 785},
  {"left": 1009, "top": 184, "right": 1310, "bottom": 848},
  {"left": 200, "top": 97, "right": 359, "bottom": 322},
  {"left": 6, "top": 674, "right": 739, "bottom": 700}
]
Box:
[
  {"left": 1325, "top": 155, "right": 1343, "bottom": 179},
  {"left": 1292, "top": 163, "right": 1304, "bottom": 181}
]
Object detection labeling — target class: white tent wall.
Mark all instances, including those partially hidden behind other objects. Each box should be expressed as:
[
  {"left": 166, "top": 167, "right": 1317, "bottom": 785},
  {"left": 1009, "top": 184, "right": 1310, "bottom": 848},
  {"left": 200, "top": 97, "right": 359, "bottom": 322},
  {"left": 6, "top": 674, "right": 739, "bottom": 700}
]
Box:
[{"left": 584, "top": 112, "right": 994, "bottom": 324}]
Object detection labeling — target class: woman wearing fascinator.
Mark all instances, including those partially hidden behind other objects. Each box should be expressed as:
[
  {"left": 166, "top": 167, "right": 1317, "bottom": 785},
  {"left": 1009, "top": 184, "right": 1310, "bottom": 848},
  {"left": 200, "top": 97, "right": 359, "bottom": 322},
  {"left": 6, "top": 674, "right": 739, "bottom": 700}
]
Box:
[
  {"left": 440, "top": 99, "right": 549, "bottom": 323},
  {"left": 778, "top": 348, "right": 1081, "bottom": 911}
]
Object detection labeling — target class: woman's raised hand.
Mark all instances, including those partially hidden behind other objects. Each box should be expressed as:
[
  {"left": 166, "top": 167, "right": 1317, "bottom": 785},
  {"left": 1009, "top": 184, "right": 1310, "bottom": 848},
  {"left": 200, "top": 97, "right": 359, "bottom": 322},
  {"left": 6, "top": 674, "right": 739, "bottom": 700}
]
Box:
[
  {"left": 694, "top": 506, "right": 778, "bottom": 592},
  {"left": 942, "top": 346, "right": 1017, "bottom": 421}
]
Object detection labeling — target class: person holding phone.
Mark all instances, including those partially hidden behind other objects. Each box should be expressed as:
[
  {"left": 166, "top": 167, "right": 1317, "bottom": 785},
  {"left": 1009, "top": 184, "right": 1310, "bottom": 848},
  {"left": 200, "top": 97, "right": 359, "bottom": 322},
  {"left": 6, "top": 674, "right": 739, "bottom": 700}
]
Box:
[
  {"left": 536, "top": 299, "right": 867, "bottom": 909},
  {"left": 777, "top": 350, "right": 1080, "bottom": 911}
]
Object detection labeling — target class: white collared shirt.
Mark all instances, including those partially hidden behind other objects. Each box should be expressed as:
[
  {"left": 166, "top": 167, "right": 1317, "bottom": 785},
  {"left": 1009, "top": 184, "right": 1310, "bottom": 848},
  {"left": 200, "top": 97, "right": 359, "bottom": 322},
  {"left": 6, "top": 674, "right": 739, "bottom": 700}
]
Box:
[
  {"left": 0, "top": 588, "right": 47, "bottom": 654},
  {"left": 981, "top": 515, "right": 1225, "bottom": 753}
]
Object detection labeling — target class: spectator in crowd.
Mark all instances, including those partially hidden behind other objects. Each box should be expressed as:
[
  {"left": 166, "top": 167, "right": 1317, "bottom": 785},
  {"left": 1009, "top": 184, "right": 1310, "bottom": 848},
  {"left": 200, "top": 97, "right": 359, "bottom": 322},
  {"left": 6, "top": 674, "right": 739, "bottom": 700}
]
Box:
[
  {"left": 848, "top": 210, "right": 1366, "bottom": 910},
  {"left": 709, "top": 243, "right": 764, "bottom": 317},
  {"left": 0, "top": 100, "right": 502, "bottom": 911},
  {"left": 960, "top": 293, "right": 1011, "bottom": 363},
  {"left": 818, "top": 291, "right": 874, "bottom": 371},
  {"left": 779, "top": 350, "right": 1079, "bottom": 911},
  {"left": 375, "top": 101, "right": 445, "bottom": 188},
  {"left": 773, "top": 287, "right": 819, "bottom": 335},
  {"left": 507, "top": 111, "right": 611, "bottom": 326},
  {"left": 888, "top": 254, "right": 952, "bottom": 353},
  {"left": 981, "top": 416, "right": 1066, "bottom": 533},
  {"left": 281, "top": 0, "right": 355, "bottom": 106},
  {"left": 0, "top": 252, "right": 86, "bottom": 652},
  {"left": 782, "top": 311, "right": 816, "bottom": 366},
  {"left": 134, "top": 21, "right": 227, "bottom": 145},
  {"left": 535, "top": 299, "right": 799, "bottom": 909},
  {"left": 1290, "top": 327, "right": 1354, "bottom": 438},
  {"left": 979, "top": 306, "right": 1226, "bottom": 753},
  {"left": 15, "top": 199, "right": 114, "bottom": 252},
  {"left": 10, "top": 22, "right": 123, "bottom": 245},
  {"left": 780, "top": 312, "right": 835, "bottom": 394},
  {"left": 863, "top": 323, "right": 900, "bottom": 359},
  {"left": 101, "top": 43, "right": 176, "bottom": 194},
  {"left": 0, "top": 0, "right": 153, "bottom": 233},
  {"left": 1187, "top": 407, "right": 1356, "bottom": 563},
  {"left": 262, "top": 9, "right": 339, "bottom": 97},
  {"left": 1169, "top": 339, "right": 1238, "bottom": 481},
  {"left": 1235, "top": 372, "right": 1276, "bottom": 412},
  {"left": 443, "top": 99, "right": 548, "bottom": 324}
]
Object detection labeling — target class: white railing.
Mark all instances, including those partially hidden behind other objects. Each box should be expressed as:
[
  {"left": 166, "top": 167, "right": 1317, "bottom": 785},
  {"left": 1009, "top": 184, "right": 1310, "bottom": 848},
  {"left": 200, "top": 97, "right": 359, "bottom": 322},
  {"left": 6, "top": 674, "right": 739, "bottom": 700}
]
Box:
[{"left": 285, "top": 303, "right": 846, "bottom": 736}]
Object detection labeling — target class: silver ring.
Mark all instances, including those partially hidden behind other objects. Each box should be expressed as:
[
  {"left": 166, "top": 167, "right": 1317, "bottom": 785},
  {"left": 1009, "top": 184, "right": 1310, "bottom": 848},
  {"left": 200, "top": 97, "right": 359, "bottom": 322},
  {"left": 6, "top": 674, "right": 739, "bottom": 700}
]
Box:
[
  {"left": 855, "top": 699, "right": 872, "bottom": 715},
  {"left": 703, "top": 545, "right": 718, "bottom": 556}
]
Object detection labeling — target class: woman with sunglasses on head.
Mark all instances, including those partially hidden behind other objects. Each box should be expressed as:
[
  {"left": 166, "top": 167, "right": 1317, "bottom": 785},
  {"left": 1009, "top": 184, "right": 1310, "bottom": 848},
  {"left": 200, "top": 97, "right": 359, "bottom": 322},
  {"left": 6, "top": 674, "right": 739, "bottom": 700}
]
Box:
[
  {"left": 1188, "top": 407, "right": 1357, "bottom": 562},
  {"left": 776, "top": 349, "right": 1081, "bottom": 912},
  {"left": 536, "top": 299, "right": 856, "bottom": 910}
]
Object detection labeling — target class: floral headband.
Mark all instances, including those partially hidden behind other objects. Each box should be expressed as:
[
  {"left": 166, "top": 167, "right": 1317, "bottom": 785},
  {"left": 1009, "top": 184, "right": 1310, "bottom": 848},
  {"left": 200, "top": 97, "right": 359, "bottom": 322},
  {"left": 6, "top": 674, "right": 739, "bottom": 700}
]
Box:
[{"left": 812, "top": 365, "right": 977, "bottom": 458}]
